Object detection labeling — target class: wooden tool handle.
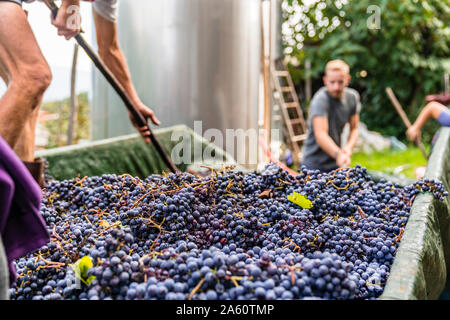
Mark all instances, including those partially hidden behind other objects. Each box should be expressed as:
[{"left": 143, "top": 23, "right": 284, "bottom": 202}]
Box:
[
  {"left": 386, "top": 87, "right": 428, "bottom": 160},
  {"left": 43, "top": 0, "right": 179, "bottom": 173}
]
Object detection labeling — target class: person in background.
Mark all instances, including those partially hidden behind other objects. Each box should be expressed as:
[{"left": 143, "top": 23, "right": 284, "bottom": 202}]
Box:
[
  {"left": 406, "top": 94, "right": 449, "bottom": 180},
  {"left": 301, "top": 59, "right": 361, "bottom": 173},
  {"left": 406, "top": 100, "right": 450, "bottom": 142},
  {"left": 0, "top": 0, "right": 160, "bottom": 187}
]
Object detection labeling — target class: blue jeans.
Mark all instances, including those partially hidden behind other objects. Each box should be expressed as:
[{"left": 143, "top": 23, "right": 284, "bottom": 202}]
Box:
[{"left": 437, "top": 109, "right": 450, "bottom": 127}]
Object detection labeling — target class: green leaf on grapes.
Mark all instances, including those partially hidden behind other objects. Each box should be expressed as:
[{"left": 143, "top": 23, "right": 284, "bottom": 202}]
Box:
[
  {"left": 71, "top": 256, "right": 96, "bottom": 285},
  {"left": 287, "top": 192, "right": 313, "bottom": 209},
  {"left": 85, "top": 275, "right": 96, "bottom": 286}
]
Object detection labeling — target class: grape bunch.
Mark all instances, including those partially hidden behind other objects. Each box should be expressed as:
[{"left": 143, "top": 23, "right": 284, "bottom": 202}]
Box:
[{"left": 9, "top": 164, "right": 447, "bottom": 300}]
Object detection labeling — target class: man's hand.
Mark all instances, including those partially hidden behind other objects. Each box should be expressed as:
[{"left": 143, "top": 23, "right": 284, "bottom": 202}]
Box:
[
  {"left": 92, "top": 10, "right": 161, "bottom": 144},
  {"left": 336, "top": 149, "right": 351, "bottom": 168},
  {"left": 406, "top": 125, "right": 420, "bottom": 142},
  {"left": 426, "top": 93, "right": 450, "bottom": 106},
  {"left": 51, "top": 0, "right": 81, "bottom": 40},
  {"left": 128, "top": 102, "right": 161, "bottom": 144},
  {"left": 342, "top": 145, "right": 353, "bottom": 157}
]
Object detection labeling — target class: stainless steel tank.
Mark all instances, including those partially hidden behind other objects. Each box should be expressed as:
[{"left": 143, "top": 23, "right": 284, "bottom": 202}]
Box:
[{"left": 91, "top": 0, "right": 263, "bottom": 167}]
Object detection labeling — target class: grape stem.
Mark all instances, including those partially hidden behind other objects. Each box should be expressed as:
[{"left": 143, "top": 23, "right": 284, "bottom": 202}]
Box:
[
  {"left": 356, "top": 206, "right": 367, "bottom": 219},
  {"left": 188, "top": 278, "right": 205, "bottom": 300}
]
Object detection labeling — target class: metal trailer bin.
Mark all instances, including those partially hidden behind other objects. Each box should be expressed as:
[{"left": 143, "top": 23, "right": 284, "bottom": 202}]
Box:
[
  {"left": 380, "top": 127, "right": 450, "bottom": 300},
  {"left": 36, "top": 125, "right": 242, "bottom": 181}
]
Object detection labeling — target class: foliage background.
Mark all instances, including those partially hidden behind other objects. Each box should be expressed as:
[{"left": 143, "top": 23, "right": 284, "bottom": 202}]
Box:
[
  {"left": 41, "top": 92, "right": 91, "bottom": 148},
  {"left": 282, "top": 0, "right": 450, "bottom": 143}
]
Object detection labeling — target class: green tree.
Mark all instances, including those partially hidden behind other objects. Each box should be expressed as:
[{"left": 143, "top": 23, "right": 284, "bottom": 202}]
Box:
[{"left": 282, "top": 0, "right": 450, "bottom": 142}]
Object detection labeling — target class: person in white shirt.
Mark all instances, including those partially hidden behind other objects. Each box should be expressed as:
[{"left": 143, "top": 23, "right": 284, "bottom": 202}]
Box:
[{"left": 0, "top": 0, "right": 159, "bottom": 186}]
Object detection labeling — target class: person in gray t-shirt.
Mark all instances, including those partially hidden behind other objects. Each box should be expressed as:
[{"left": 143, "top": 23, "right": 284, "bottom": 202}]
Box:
[{"left": 301, "top": 60, "right": 361, "bottom": 172}]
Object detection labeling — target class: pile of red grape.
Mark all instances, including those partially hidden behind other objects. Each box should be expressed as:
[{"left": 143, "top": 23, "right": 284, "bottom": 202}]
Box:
[{"left": 9, "top": 164, "right": 447, "bottom": 300}]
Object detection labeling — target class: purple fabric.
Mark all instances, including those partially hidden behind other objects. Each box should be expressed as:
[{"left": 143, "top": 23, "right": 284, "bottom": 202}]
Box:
[
  {"left": 0, "top": 137, "right": 49, "bottom": 286},
  {"left": 437, "top": 109, "right": 450, "bottom": 127}
]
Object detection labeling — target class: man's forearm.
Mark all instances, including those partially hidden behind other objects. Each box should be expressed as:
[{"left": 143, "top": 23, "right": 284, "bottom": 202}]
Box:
[
  {"left": 344, "top": 129, "right": 359, "bottom": 153},
  {"left": 99, "top": 46, "right": 142, "bottom": 105},
  {"left": 61, "top": 0, "right": 80, "bottom": 9},
  {"left": 412, "top": 104, "right": 433, "bottom": 131},
  {"left": 316, "top": 132, "right": 341, "bottom": 159},
  {"left": 92, "top": 10, "right": 160, "bottom": 136},
  {"left": 62, "top": 0, "right": 80, "bottom": 5},
  {"left": 413, "top": 102, "right": 447, "bottom": 130},
  {"left": 93, "top": 8, "right": 142, "bottom": 107}
]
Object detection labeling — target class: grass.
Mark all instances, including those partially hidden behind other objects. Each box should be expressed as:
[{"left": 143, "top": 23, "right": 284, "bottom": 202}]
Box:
[{"left": 350, "top": 145, "right": 430, "bottom": 179}]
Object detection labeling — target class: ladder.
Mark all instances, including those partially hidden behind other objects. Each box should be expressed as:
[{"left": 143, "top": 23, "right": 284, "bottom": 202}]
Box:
[{"left": 271, "top": 58, "right": 307, "bottom": 164}]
